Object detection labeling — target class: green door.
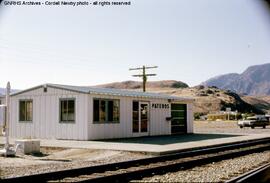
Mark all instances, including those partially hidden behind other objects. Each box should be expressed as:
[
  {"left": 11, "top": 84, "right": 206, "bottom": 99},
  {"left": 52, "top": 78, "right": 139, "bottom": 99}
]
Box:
[{"left": 171, "top": 104, "right": 187, "bottom": 134}]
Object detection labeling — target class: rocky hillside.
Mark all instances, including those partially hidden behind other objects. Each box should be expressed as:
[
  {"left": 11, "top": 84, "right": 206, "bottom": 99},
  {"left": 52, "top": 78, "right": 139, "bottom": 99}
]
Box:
[
  {"left": 202, "top": 63, "right": 270, "bottom": 95},
  {"left": 96, "top": 80, "right": 189, "bottom": 89},
  {"left": 241, "top": 96, "right": 270, "bottom": 113},
  {"left": 95, "top": 80, "right": 266, "bottom": 114},
  {"left": 146, "top": 86, "right": 264, "bottom": 114}
]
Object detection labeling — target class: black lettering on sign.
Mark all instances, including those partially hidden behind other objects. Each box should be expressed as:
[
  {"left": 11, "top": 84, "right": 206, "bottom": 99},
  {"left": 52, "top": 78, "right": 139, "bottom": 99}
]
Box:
[{"left": 151, "top": 103, "right": 170, "bottom": 109}]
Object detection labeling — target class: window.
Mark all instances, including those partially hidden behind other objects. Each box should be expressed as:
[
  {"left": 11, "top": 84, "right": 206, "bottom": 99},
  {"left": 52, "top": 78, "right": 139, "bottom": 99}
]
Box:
[
  {"left": 60, "top": 99, "right": 75, "bottom": 122},
  {"left": 19, "top": 100, "right": 33, "bottom": 122},
  {"left": 93, "top": 99, "right": 120, "bottom": 123}
]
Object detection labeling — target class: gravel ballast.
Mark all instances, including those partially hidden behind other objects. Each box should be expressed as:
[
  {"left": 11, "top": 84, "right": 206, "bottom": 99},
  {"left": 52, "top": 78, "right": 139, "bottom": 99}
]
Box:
[
  {"left": 140, "top": 151, "right": 270, "bottom": 182},
  {"left": 0, "top": 121, "right": 269, "bottom": 179}
]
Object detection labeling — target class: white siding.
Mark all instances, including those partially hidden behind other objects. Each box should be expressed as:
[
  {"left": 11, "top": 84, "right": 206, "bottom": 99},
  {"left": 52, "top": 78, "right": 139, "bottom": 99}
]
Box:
[
  {"left": 88, "top": 95, "right": 172, "bottom": 139},
  {"left": 187, "top": 103, "right": 194, "bottom": 133},
  {"left": 150, "top": 100, "right": 171, "bottom": 136},
  {"left": 88, "top": 94, "right": 133, "bottom": 139},
  {"left": 10, "top": 87, "right": 88, "bottom": 140},
  {"left": 9, "top": 86, "right": 193, "bottom": 140}
]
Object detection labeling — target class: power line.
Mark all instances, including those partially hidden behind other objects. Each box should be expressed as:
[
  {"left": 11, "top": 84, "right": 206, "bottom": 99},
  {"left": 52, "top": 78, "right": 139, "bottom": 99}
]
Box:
[{"left": 129, "top": 65, "right": 158, "bottom": 92}]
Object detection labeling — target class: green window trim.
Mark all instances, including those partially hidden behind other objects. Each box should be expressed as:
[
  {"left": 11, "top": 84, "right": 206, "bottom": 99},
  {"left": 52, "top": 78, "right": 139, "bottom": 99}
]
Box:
[{"left": 171, "top": 103, "right": 187, "bottom": 134}]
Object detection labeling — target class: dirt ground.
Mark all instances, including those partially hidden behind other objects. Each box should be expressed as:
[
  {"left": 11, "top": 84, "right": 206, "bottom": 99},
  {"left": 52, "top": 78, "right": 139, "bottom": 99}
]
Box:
[
  {"left": 0, "top": 147, "right": 150, "bottom": 178},
  {"left": 0, "top": 120, "right": 269, "bottom": 178},
  {"left": 194, "top": 120, "right": 270, "bottom": 134},
  {"left": 0, "top": 147, "right": 123, "bottom": 167}
]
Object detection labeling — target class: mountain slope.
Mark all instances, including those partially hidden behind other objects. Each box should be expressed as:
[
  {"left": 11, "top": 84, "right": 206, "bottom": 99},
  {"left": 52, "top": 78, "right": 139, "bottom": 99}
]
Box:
[
  {"left": 202, "top": 63, "right": 270, "bottom": 95},
  {"left": 95, "top": 81, "right": 265, "bottom": 114},
  {"left": 147, "top": 86, "right": 264, "bottom": 114},
  {"left": 242, "top": 96, "right": 270, "bottom": 113},
  {"left": 95, "top": 80, "right": 189, "bottom": 89}
]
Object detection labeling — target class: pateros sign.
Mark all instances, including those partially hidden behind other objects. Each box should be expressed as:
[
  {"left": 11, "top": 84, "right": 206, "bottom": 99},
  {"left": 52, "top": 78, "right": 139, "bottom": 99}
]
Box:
[{"left": 151, "top": 103, "right": 170, "bottom": 109}]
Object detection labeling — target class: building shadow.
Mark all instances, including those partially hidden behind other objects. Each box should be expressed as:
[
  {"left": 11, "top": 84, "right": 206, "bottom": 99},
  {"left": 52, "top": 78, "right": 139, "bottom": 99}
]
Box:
[{"left": 98, "top": 133, "right": 240, "bottom": 145}]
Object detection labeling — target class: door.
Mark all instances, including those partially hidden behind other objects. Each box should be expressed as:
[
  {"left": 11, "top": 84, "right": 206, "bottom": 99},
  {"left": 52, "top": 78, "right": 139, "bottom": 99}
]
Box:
[
  {"left": 171, "top": 104, "right": 187, "bottom": 134},
  {"left": 132, "top": 101, "right": 149, "bottom": 135}
]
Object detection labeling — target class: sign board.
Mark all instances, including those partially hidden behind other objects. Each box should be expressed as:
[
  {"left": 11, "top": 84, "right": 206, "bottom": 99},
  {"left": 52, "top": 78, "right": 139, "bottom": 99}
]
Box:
[
  {"left": 226, "top": 108, "right": 231, "bottom": 112},
  {"left": 151, "top": 103, "right": 170, "bottom": 109},
  {"left": 0, "top": 105, "right": 6, "bottom": 126}
]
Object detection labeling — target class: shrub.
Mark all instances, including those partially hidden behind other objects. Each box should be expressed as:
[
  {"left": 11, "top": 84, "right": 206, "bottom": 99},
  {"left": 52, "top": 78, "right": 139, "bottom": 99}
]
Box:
[
  {"left": 206, "top": 89, "right": 214, "bottom": 94},
  {"left": 194, "top": 112, "right": 205, "bottom": 120}
]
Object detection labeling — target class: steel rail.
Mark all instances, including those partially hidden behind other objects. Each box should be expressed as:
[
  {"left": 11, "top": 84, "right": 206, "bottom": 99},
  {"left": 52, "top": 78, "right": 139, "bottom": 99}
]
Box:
[
  {"left": 71, "top": 144, "right": 270, "bottom": 183},
  {"left": 1, "top": 137, "right": 270, "bottom": 183},
  {"left": 226, "top": 162, "right": 270, "bottom": 183}
]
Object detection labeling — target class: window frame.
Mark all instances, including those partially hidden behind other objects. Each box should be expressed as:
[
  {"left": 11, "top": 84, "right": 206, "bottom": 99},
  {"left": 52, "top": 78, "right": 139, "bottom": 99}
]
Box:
[
  {"left": 59, "top": 98, "right": 76, "bottom": 123},
  {"left": 19, "top": 99, "right": 33, "bottom": 123},
  {"left": 93, "top": 98, "right": 120, "bottom": 124}
]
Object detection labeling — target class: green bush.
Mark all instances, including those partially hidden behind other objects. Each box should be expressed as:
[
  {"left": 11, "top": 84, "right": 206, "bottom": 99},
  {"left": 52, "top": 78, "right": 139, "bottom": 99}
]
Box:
[{"left": 194, "top": 112, "right": 205, "bottom": 120}]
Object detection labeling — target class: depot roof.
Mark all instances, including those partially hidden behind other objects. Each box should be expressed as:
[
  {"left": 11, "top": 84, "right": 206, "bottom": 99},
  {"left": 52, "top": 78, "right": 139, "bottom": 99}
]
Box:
[{"left": 11, "top": 83, "right": 194, "bottom": 102}]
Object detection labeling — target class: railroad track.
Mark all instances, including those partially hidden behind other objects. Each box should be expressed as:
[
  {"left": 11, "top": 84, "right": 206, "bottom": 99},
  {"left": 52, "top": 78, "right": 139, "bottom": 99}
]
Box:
[
  {"left": 226, "top": 162, "right": 270, "bottom": 183},
  {"left": 1, "top": 137, "right": 270, "bottom": 183}
]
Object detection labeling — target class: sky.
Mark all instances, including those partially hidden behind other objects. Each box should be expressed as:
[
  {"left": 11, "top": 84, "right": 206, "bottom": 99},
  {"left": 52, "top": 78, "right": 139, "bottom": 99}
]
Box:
[{"left": 1, "top": 0, "right": 270, "bottom": 89}]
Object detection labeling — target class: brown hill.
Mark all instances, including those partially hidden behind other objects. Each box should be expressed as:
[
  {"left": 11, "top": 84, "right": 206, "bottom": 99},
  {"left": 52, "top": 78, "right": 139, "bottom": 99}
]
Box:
[
  {"left": 95, "top": 80, "right": 189, "bottom": 89},
  {"left": 241, "top": 96, "right": 270, "bottom": 114},
  {"left": 144, "top": 86, "right": 264, "bottom": 114},
  {"left": 95, "top": 81, "right": 265, "bottom": 114}
]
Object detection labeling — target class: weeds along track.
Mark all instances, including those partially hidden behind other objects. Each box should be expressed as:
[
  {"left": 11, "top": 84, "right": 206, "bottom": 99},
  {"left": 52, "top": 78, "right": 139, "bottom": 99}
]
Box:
[{"left": 2, "top": 137, "right": 270, "bottom": 183}]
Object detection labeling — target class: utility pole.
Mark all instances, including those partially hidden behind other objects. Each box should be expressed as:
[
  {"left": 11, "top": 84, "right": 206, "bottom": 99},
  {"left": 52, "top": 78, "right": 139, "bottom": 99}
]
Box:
[{"left": 129, "top": 65, "right": 158, "bottom": 92}]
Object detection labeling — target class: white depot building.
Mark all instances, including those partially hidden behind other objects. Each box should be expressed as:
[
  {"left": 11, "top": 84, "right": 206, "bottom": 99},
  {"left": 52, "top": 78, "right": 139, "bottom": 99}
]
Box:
[
  {"left": 0, "top": 94, "right": 5, "bottom": 105},
  {"left": 9, "top": 84, "right": 194, "bottom": 140}
]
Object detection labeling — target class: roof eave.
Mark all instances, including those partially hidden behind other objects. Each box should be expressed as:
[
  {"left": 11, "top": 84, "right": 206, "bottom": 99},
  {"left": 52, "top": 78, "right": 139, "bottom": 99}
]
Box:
[
  {"left": 11, "top": 84, "right": 89, "bottom": 97},
  {"left": 10, "top": 83, "right": 194, "bottom": 102}
]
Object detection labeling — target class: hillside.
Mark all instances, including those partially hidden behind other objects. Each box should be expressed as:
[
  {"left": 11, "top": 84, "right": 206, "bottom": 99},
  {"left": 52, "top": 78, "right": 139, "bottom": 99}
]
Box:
[
  {"left": 96, "top": 80, "right": 189, "bottom": 89},
  {"left": 146, "top": 86, "right": 264, "bottom": 114},
  {"left": 202, "top": 63, "right": 270, "bottom": 95},
  {"left": 95, "top": 80, "right": 266, "bottom": 114},
  {"left": 241, "top": 95, "right": 270, "bottom": 114}
]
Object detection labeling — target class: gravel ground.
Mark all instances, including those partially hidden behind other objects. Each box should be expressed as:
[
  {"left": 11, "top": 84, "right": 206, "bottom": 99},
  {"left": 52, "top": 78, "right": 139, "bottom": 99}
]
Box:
[
  {"left": 139, "top": 151, "right": 270, "bottom": 182},
  {"left": 0, "top": 121, "right": 269, "bottom": 179},
  {"left": 135, "top": 121, "right": 270, "bottom": 183},
  {"left": 194, "top": 120, "right": 270, "bottom": 134}
]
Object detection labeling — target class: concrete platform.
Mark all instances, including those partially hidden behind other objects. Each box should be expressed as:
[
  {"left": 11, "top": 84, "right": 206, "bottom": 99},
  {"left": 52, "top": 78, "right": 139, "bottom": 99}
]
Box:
[{"left": 1, "top": 133, "right": 270, "bottom": 155}]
